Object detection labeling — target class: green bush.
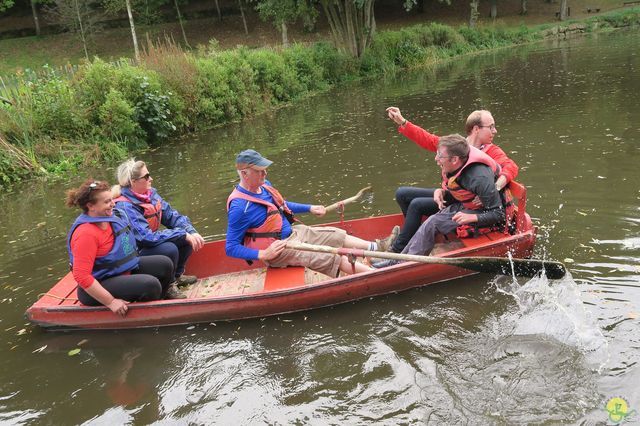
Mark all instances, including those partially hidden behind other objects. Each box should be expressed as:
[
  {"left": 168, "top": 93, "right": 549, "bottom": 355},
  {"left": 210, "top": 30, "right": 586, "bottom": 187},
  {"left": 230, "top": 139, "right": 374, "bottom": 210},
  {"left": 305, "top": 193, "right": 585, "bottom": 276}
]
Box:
[
  {"left": 98, "top": 88, "right": 142, "bottom": 144},
  {"left": 242, "top": 48, "right": 305, "bottom": 104},
  {"left": 194, "top": 51, "right": 259, "bottom": 127},
  {"left": 25, "top": 77, "right": 89, "bottom": 140},
  {"left": 74, "top": 59, "right": 177, "bottom": 143},
  {"left": 282, "top": 44, "right": 329, "bottom": 92},
  {"left": 309, "top": 42, "right": 358, "bottom": 83}
]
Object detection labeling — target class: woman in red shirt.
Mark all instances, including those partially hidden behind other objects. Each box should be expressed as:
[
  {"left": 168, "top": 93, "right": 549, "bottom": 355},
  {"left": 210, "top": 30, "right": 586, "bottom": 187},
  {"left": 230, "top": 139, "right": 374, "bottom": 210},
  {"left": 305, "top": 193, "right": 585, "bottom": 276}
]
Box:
[{"left": 66, "top": 180, "right": 175, "bottom": 317}]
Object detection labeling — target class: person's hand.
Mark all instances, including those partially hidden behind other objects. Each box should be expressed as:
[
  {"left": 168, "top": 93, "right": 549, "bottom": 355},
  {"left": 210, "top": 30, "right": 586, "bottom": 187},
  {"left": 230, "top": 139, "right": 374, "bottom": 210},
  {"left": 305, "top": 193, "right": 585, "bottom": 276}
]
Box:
[
  {"left": 310, "top": 205, "right": 326, "bottom": 217},
  {"left": 107, "top": 298, "right": 129, "bottom": 317},
  {"left": 386, "top": 106, "right": 406, "bottom": 126},
  {"left": 258, "top": 239, "right": 287, "bottom": 261},
  {"left": 186, "top": 233, "right": 205, "bottom": 252},
  {"left": 191, "top": 232, "right": 206, "bottom": 251},
  {"left": 495, "top": 175, "right": 507, "bottom": 191},
  {"left": 452, "top": 212, "right": 478, "bottom": 225},
  {"left": 434, "top": 189, "right": 446, "bottom": 210}
]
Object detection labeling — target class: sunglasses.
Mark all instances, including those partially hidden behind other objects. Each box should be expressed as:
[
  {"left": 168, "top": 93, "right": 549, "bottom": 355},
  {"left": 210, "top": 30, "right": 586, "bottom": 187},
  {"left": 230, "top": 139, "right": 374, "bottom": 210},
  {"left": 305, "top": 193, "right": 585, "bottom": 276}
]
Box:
[{"left": 135, "top": 173, "right": 151, "bottom": 181}]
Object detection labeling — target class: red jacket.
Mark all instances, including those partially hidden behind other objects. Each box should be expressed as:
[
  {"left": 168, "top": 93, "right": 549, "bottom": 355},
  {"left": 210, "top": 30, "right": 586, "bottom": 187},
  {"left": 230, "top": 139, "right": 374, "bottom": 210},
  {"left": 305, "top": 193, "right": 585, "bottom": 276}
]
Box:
[{"left": 399, "top": 121, "right": 519, "bottom": 183}]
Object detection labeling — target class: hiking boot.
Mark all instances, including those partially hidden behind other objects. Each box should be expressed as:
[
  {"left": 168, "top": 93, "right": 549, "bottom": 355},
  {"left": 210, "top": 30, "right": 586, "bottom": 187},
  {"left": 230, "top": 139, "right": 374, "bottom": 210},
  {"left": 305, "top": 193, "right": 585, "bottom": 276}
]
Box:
[
  {"left": 375, "top": 225, "right": 400, "bottom": 252},
  {"left": 165, "top": 283, "right": 187, "bottom": 299},
  {"left": 176, "top": 274, "right": 197, "bottom": 287},
  {"left": 371, "top": 259, "right": 402, "bottom": 269}
]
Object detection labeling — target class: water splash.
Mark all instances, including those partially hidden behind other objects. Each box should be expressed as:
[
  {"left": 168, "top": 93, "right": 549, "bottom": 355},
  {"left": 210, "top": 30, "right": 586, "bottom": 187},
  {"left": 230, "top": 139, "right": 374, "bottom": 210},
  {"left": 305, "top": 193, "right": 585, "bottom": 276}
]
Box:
[{"left": 492, "top": 272, "right": 609, "bottom": 372}]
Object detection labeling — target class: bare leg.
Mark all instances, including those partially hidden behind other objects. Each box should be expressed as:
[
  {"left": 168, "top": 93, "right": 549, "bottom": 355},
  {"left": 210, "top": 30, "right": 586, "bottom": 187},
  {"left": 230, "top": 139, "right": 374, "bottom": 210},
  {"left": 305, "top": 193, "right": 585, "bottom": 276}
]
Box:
[
  {"left": 343, "top": 235, "right": 372, "bottom": 250},
  {"left": 338, "top": 256, "right": 373, "bottom": 274}
]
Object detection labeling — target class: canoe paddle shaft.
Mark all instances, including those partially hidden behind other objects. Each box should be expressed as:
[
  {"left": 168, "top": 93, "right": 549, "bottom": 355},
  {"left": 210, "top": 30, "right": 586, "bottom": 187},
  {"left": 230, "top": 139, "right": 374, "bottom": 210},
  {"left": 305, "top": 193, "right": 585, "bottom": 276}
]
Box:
[{"left": 286, "top": 242, "right": 567, "bottom": 279}]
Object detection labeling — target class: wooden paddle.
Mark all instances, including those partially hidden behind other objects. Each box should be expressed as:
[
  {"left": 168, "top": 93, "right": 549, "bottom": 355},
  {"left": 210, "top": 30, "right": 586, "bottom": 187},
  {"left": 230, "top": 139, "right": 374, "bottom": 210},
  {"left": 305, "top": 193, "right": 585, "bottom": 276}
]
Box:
[
  {"left": 286, "top": 241, "right": 567, "bottom": 279},
  {"left": 324, "top": 186, "right": 372, "bottom": 212}
]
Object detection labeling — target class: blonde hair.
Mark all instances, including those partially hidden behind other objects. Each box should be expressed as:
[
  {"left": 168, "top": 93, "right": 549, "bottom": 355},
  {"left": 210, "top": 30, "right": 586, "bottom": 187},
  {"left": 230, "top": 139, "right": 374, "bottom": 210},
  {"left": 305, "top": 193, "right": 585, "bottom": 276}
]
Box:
[{"left": 115, "top": 158, "right": 146, "bottom": 188}]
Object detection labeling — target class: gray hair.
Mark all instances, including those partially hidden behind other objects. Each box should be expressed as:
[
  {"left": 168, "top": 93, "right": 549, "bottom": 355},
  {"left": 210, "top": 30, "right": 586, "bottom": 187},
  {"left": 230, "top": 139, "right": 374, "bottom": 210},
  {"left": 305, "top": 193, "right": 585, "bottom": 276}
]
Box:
[{"left": 116, "top": 158, "right": 146, "bottom": 188}]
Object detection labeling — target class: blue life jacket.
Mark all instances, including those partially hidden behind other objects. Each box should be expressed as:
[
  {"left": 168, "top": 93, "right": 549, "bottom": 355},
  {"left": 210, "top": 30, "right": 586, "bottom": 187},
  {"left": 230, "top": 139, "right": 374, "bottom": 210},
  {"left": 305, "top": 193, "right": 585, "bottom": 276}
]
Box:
[{"left": 67, "top": 212, "right": 139, "bottom": 281}]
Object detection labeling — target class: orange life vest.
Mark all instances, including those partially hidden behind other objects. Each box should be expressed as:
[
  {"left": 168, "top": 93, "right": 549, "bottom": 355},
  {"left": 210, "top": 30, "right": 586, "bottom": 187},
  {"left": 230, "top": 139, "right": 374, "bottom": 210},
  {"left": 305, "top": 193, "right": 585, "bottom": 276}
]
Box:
[
  {"left": 226, "top": 185, "right": 294, "bottom": 250},
  {"left": 114, "top": 195, "right": 162, "bottom": 232},
  {"left": 441, "top": 146, "right": 500, "bottom": 210}
]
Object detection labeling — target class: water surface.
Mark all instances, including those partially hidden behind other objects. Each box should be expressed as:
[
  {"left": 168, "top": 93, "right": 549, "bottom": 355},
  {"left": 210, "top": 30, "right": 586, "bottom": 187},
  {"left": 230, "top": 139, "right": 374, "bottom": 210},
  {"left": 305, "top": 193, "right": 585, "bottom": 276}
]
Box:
[{"left": 0, "top": 29, "right": 638, "bottom": 424}]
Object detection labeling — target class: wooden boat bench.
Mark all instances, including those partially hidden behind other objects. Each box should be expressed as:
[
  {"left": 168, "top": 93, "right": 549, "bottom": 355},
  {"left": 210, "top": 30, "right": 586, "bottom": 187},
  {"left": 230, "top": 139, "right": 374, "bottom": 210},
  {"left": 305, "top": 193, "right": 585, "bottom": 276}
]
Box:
[{"left": 41, "top": 273, "right": 80, "bottom": 307}]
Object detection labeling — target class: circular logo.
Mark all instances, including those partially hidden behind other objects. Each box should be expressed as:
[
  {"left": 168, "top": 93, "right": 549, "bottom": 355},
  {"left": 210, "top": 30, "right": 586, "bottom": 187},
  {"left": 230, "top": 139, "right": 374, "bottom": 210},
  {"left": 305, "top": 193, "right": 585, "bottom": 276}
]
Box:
[{"left": 606, "top": 397, "right": 629, "bottom": 423}]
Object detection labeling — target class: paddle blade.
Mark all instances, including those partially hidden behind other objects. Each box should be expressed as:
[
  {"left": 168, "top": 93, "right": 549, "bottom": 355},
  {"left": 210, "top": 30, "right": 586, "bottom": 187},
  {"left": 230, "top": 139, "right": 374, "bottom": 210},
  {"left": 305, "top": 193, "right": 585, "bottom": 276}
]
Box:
[{"left": 451, "top": 257, "right": 567, "bottom": 279}]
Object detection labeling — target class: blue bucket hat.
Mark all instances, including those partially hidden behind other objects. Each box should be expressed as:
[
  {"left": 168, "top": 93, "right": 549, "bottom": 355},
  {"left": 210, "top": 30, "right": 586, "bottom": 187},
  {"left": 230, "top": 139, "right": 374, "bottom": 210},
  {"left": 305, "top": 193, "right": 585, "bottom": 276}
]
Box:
[{"left": 235, "top": 149, "right": 273, "bottom": 169}]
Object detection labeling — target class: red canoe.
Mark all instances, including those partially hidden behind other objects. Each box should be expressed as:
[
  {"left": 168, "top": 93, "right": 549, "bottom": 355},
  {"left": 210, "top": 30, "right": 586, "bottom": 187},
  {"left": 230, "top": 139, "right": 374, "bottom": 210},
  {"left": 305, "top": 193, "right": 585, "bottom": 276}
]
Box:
[{"left": 26, "top": 183, "right": 537, "bottom": 330}]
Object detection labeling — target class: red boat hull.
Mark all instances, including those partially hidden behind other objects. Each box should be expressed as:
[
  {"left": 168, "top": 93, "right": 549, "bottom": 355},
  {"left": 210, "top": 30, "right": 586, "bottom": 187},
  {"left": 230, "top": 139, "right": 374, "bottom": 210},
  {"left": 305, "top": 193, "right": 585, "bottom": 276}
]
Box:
[{"left": 26, "top": 213, "right": 537, "bottom": 330}]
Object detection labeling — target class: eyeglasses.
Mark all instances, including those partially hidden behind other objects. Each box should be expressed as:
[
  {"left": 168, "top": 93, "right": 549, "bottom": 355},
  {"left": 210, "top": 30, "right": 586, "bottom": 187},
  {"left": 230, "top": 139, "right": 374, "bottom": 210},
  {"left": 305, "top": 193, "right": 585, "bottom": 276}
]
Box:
[
  {"left": 435, "top": 152, "right": 453, "bottom": 160},
  {"left": 478, "top": 123, "right": 496, "bottom": 130},
  {"left": 135, "top": 173, "right": 151, "bottom": 181}
]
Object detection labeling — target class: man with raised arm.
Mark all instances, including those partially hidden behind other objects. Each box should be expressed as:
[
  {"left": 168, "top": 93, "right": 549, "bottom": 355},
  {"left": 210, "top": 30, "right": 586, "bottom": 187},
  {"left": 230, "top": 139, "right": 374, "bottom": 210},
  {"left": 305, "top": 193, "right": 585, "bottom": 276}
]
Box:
[{"left": 384, "top": 107, "right": 519, "bottom": 253}]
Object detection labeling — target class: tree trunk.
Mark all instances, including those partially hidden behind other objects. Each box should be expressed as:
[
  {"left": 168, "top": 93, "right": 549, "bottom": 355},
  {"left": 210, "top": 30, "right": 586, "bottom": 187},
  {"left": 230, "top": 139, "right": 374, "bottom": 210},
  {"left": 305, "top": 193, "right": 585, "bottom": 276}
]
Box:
[
  {"left": 173, "top": 0, "right": 190, "bottom": 47},
  {"left": 520, "top": 0, "right": 527, "bottom": 15},
  {"left": 281, "top": 22, "right": 289, "bottom": 47},
  {"left": 490, "top": 0, "right": 497, "bottom": 19},
  {"left": 238, "top": 0, "right": 248, "bottom": 35},
  {"left": 214, "top": 0, "right": 221, "bottom": 21},
  {"left": 74, "top": 0, "right": 89, "bottom": 59},
  {"left": 320, "top": 0, "right": 375, "bottom": 58},
  {"left": 469, "top": 0, "right": 480, "bottom": 27},
  {"left": 125, "top": 0, "right": 139, "bottom": 61},
  {"left": 559, "top": 0, "right": 568, "bottom": 20},
  {"left": 31, "top": 0, "right": 41, "bottom": 36}
]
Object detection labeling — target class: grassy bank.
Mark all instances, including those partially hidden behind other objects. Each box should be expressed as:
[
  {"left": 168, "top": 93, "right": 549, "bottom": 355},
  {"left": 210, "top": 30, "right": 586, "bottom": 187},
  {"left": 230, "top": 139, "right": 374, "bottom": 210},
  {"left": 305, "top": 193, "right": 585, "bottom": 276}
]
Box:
[{"left": 1, "top": 8, "right": 639, "bottom": 188}]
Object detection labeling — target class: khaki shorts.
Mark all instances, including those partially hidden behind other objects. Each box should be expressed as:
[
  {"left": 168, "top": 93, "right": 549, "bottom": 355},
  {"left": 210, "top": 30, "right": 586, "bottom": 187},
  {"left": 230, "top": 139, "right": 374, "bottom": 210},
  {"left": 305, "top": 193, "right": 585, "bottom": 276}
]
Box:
[{"left": 264, "top": 225, "right": 347, "bottom": 277}]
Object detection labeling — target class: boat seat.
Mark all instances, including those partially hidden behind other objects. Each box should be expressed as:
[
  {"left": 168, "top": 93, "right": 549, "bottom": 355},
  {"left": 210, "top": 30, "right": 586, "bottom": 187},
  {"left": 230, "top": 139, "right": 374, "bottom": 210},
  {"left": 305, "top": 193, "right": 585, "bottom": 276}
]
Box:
[{"left": 263, "top": 266, "right": 306, "bottom": 291}]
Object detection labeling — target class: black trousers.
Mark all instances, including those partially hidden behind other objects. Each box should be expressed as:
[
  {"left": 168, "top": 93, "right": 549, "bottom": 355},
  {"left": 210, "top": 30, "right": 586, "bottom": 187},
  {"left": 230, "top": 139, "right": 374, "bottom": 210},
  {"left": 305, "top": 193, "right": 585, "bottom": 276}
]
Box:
[
  {"left": 77, "top": 255, "right": 174, "bottom": 306},
  {"left": 140, "top": 236, "right": 193, "bottom": 279},
  {"left": 393, "top": 186, "right": 440, "bottom": 252}
]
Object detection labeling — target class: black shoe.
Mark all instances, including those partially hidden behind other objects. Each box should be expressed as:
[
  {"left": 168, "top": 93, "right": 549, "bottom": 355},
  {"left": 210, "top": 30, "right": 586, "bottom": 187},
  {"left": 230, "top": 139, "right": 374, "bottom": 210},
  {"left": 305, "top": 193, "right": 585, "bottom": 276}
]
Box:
[{"left": 371, "top": 259, "right": 401, "bottom": 269}]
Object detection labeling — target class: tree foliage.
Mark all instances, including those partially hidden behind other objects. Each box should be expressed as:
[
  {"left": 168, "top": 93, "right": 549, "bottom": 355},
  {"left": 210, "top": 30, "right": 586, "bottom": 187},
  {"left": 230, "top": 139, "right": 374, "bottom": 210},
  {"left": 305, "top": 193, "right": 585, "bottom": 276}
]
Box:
[
  {"left": 44, "top": 0, "right": 104, "bottom": 59},
  {"left": 253, "top": 0, "right": 318, "bottom": 46},
  {"left": 0, "top": 0, "right": 15, "bottom": 12}
]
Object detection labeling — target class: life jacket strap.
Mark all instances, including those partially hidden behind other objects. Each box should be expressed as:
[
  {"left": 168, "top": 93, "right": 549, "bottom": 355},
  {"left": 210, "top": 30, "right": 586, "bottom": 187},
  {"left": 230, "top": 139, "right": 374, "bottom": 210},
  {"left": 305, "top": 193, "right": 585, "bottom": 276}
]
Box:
[
  {"left": 245, "top": 231, "right": 282, "bottom": 240},
  {"left": 92, "top": 251, "right": 138, "bottom": 272}
]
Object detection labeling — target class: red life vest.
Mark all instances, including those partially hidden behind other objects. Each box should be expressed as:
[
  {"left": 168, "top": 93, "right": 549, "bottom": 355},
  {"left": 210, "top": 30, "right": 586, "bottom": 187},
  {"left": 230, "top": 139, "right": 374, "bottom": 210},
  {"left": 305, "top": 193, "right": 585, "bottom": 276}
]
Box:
[
  {"left": 114, "top": 195, "right": 162, "bottom": 232},
  {"left": 226, "top": 185, "right": 294, "bottom": 250},
  {"left": 441, "top": 146, "right": 500, "bottom": 210}
]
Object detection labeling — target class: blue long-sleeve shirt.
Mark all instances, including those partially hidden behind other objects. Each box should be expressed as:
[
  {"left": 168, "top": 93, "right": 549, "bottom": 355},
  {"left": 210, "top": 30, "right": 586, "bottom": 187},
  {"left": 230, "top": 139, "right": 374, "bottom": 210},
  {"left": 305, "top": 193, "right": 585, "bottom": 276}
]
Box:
[
  {"left": 115, "top": 187, "right": 197, "bottom": 248},
  {"left": 225, "top": 181, "right": 311, "bottom": 261}
]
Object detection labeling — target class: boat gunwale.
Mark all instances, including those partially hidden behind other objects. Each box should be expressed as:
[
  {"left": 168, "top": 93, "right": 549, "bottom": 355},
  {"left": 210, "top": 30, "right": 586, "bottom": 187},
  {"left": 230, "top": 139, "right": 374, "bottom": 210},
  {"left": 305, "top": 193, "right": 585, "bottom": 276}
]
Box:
[{"left": 28, "top": 227, "right": 536, "bottom": 316}]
